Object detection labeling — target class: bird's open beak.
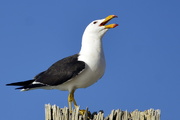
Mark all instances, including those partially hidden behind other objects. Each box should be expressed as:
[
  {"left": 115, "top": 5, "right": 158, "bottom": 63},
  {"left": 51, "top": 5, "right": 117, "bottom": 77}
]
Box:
[{"left": 100, "top": 15, "right": 118, "bottom": 28}]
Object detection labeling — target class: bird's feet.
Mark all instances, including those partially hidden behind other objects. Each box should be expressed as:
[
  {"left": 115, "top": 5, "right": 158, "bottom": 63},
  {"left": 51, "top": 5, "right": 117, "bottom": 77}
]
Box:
[
  {"left": 78, "top": 109, "right": 92, "bottom": 119},
  {"left": 74, "top": 105, "right": 89, "bottom": 115},
  {"left": 69, "top": 106, "right": 91, "bottom": 119},
  {"left": 78, "top": 109, "right": 87, "bottom": 115}
]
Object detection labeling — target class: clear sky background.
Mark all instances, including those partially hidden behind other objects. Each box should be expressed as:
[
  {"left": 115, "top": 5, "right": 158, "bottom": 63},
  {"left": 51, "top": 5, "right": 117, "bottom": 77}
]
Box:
[{"left": 1, "top": 0, "right": 179, "bottom": 120}]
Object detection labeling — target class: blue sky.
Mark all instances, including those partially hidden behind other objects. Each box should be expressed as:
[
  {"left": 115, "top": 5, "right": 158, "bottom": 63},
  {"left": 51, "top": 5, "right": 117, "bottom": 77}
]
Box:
[{"left": 1, "top": 0, "right": 180, "bottom": 119}]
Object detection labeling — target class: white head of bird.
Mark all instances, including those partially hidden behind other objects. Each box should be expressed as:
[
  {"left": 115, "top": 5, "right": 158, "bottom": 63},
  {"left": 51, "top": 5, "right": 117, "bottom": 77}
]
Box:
[
  {"left": 80, "top": 15, "right": 118, "bottom": 55},
  {"left": 82, "top": 15, "right": 118, "bottom": 40}
]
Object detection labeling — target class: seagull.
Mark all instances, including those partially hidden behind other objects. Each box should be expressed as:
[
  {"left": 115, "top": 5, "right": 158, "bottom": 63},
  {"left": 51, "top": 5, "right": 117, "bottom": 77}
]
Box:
[{"left": 6, "top": 15, "right": 118, "bottom": 111}]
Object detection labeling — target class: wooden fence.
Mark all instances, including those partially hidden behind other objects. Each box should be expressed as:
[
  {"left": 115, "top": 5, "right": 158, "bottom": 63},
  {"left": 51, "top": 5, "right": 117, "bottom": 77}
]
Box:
[{"left": 45, "top": 104, "right": 160, "bottom": 120}]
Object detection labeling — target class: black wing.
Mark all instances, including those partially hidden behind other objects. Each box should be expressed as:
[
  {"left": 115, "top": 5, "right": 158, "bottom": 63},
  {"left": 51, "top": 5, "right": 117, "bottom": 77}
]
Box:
[
  {"left": 6, "top": 54, "right": 86, "bottom": 90},
  {"left": 34, "top": 54, "right": 85, "bottom": 86}
]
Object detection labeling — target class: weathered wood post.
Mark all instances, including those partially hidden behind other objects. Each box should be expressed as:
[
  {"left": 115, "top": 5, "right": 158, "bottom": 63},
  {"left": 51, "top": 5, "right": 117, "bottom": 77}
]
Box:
[{"left": 45, "top": 104, "right": 160, "bottom": 120}]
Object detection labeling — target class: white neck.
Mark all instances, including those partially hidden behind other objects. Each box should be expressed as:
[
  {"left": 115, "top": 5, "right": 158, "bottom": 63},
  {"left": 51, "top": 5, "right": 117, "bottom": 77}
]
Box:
[{"left": 79, "top": 32, "right": 104, "bottom": 56}]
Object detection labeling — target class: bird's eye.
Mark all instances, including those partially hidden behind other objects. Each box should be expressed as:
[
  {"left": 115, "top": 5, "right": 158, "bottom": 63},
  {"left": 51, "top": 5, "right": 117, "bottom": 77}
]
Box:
[{"left": 93, "top": 21, "right": 97, "bottom": 24}]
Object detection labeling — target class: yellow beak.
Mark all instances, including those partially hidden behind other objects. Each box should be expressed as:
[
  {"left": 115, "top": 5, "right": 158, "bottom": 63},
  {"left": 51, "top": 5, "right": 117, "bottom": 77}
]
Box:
[{"left": 100, "top": 15, "right": 118, "bottom": 28}]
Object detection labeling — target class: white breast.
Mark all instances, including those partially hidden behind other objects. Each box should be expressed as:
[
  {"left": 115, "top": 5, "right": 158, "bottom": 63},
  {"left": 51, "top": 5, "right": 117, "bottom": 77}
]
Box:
[{"left": 77, "top": 50, "right": 106, "bottom": 87}]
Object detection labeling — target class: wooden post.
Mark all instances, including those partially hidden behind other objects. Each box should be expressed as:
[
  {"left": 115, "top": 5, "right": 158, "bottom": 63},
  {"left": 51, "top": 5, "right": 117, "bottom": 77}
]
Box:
[{"left": 45, "top": 104, "right": 160, "bottom": 120}]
